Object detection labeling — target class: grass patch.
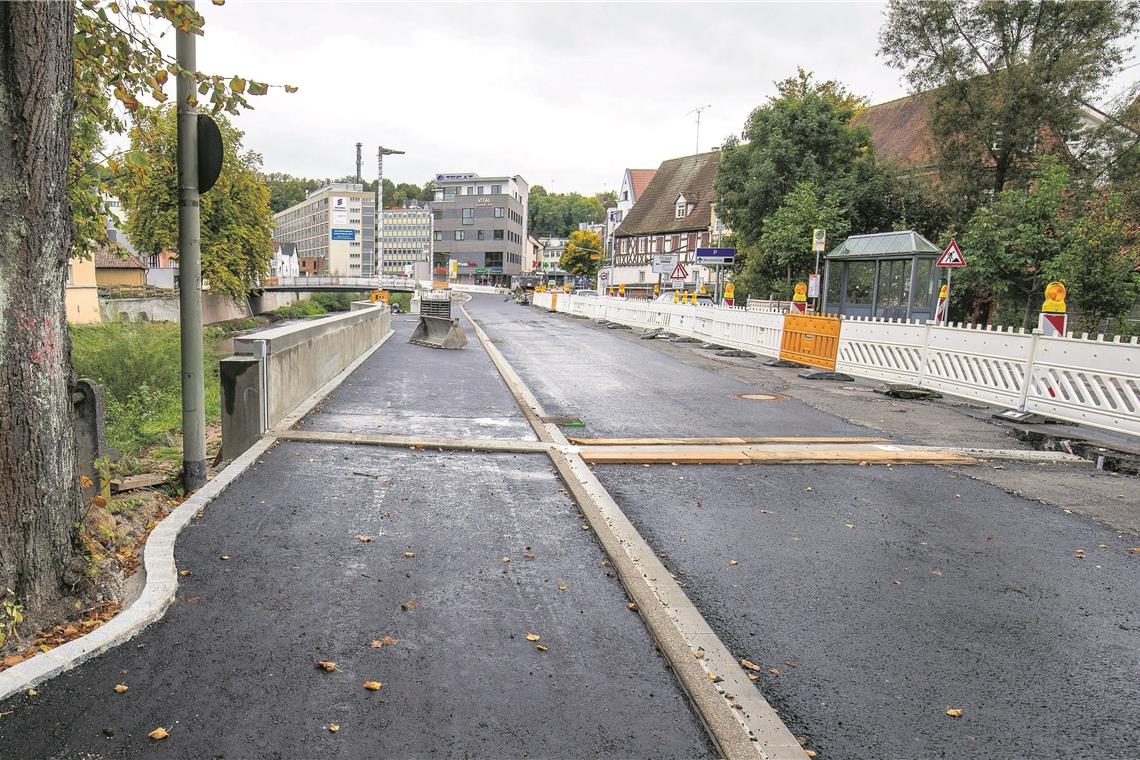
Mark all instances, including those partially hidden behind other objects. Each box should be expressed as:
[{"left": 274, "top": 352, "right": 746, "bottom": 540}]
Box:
[
  {"left": 70, "top": 322, "right": 223, "bottom": 457},
  {"left": 389, "top": 292, "right": 412, "bottom": 312}
]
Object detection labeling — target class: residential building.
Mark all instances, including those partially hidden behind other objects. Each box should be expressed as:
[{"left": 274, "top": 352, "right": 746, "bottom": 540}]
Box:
[
  {"left": 524, "top": 234, "right": 543, "bottom": 272},
  {"left": 66, "top": 253, "right": 100, "bottom": 324},
  {"left": 94, "top": 246, "right": 147, "bottom": 288},
  {"left": 538, "top": 237, "right": 566, "bottom": 272},
  {"left": 430, "top": 173, "right": 528, "bottom": 286},
  {"left": 269, "top": 241, "right": 300, "bottom": 280},
  {"left": 611, "top": 151, "right": 723, "bottom": 296},
  {"left": 273, "top": 182, "right": 375, "bottom": 277},
  {"left": 607, "top": 169, "right": 655, "bottom": 263},
  {"left": 376, "top": 201, "right": 432, "bottom": 277}
]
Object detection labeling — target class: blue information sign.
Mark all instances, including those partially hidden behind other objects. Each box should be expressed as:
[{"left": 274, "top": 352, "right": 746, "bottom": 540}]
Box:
[
  {"left": 695, "top": 247, "right": 736, "bottom": 265},
  {"left": 331, "top": 228, "right": 356, "bottom": 241}
]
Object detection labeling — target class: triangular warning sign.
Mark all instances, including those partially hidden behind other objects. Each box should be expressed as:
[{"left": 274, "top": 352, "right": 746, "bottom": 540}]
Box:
[
  {"left": 670, "top": 261, "right": 688, "bottom": 280},
  {"left": 936, "top": 239, "right": 967, "bottom": 268}
]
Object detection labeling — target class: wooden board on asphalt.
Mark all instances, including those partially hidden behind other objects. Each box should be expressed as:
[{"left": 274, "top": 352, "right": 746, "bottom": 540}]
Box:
[
  {"left": 576, "top": 443, "right": 976, "bottom": 465},
  {"left": 567, "top": 436, "right": 890, "bottom": 446}
]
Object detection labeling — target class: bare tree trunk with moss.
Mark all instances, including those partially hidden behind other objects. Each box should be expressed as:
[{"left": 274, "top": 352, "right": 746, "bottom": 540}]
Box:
[{"left": 0, "top": 2, "right": 84, "bottom": 618}]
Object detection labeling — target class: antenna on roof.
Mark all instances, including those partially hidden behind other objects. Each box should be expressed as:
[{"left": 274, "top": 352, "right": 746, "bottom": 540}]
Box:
[{"left": 686, "top": 104, "right": 712, "bottom": 155}]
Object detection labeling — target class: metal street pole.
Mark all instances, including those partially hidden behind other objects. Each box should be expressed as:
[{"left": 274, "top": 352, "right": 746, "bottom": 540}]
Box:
[
  {"left": 176, "top": 3, "right": 206, "bottom": 492},
  {"left": 374, "top": 145, "right": 405, "bottom": 280}
]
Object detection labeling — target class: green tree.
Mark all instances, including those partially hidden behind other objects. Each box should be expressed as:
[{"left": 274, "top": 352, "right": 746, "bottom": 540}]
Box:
[
  {"left": 264, "top": 172, "right": 313, "bottom": 213},
  {"left": 122, "top": 107, "right": 274, "bottom": 299},
  {"left": 714, "top": 70, "right": 877, "bottom": 247},
  {"left": 528, "top": 187, "right": 606, "bottom": 236},
  {"left": 737, "top": 182, "right": 850, "bottom": 299},
  {"left": 560, "top": 229, "right": 604, "bottom": 277},
  {"left": 880, "top": 0, "right": 1140, "bottom": 214},
  {"left": 2, "top": 0, "right": 284, "bottom": 620}
]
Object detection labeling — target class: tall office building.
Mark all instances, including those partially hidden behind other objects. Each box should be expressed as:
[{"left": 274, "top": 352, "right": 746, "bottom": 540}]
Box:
[
  {"left": 430, "top": 173, "right": 528, "bottom": 286},
  {"left": 374, "top": 201, "right": 433, "bottom": 277},
  {"left": 273, "top": 183, "right": 375, "bottom": 276}
]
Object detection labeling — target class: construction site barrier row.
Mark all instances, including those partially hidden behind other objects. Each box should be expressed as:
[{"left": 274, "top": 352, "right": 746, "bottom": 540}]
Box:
[{"left": 532, "top": 292, "right": 1140, "bottom": 438}]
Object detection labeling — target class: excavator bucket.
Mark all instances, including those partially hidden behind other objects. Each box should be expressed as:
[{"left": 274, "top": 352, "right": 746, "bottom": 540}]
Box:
[
  {"left": 409, "top": 290, "right": 468, "bottom": 349},
  {"left": 409, "top": 315, "right": 468, "bottom": 349}
]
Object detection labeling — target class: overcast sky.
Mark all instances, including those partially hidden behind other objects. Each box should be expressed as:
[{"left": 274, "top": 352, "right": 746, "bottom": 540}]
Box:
[{"left": 189, "top": 1, "right": 1139, "bottom": 195}]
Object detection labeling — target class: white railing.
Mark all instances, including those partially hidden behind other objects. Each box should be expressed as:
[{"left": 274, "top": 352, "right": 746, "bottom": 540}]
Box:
[
  {"left": 532, "top": 293, "right": 1140, "bottom": 437},
  {"left": 264, "top": 275, "right": 418, "bottom": 290}
]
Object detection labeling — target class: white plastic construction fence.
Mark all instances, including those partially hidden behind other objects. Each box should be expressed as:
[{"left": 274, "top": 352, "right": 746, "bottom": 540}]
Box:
[{"left": 532, "top": 292, "right": 1140, "bottom": 437}]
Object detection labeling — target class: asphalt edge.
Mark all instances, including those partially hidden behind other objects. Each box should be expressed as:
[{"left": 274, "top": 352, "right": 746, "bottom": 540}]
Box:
[
  {"left": 460, "top": 301, "right": 808, "bottom": 760},
  {"left": 0, "top": 328, "right": 395, "bottom": 702}
]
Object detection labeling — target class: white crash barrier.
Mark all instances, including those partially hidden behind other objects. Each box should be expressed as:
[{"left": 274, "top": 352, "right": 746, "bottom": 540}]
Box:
[{"left": 531, "top": 294, "right": 1140, "bottom": 437}]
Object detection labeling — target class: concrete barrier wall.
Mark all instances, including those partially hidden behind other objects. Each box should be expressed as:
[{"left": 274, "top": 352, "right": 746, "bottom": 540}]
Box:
[
  {"left": 100, "top": 292, "right": 251, "bottom": 325},
  {"left": 232, "top": 305, "right": 391, "bottom": 430}
]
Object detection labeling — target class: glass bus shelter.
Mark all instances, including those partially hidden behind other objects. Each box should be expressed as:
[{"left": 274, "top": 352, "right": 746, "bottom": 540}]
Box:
[{"left": 820, "top": 230, "right": 941, "bottom": 321}]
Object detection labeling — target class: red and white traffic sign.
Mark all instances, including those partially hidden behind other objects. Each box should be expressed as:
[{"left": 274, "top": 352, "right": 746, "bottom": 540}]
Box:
[
  {"left": 670, "top": 261, "right": 688, "bottom": 280},
  {"left": 936, "top": 239, "right": 967, "bottom": 268}
]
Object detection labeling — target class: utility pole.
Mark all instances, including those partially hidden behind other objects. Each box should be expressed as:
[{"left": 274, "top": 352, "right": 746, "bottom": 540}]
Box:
[
  {"left": 176, "top": 0, "right": 206, "bottom": 492},
  {"left": 687, "top": 104, "right": 712, "bottom": 155},
  {"left": 374, "top": 145, "right": 405, "bottom": 279}
]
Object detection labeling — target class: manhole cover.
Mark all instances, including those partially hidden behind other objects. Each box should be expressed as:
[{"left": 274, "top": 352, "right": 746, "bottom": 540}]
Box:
[{"left": 732, "top": 393, "right": 788, "bottom": 401}]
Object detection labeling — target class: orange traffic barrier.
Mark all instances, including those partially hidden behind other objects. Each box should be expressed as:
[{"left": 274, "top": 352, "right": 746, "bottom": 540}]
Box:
[
  {"left": 779, "top": 314, "right": 841, "bottom": 370},
  {"left": 550, "top": 293, "right": 558, "bottom": 312}
]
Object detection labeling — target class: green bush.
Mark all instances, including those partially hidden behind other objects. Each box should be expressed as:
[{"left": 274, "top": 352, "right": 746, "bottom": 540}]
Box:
[
  {"left": 70, "top": 322, "right": 222, "bottom": 456},
  {"left": 272, "top": 299, "right": 326, "bottom": 319}
]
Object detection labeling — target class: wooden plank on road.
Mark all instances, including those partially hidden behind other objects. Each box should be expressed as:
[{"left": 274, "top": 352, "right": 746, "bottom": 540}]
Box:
[
  {"left": 576, "top": 443, "right": 976, "bottom": 465},
  {"left": 567, "top": 436, "right": 890, "bottom": 446}
]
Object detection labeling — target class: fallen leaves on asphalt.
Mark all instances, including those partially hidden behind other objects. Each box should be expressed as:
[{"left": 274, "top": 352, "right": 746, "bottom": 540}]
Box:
[
  {"left": 148, "top": 727, "right": 168, "bottom": 741},
  {"left": 357, "top": 535, "right": 373, "bottom": 543},
  {"left": 728, "top": 559, "right": 738, "bottom": 565},
  {"left": 219, "top": 555, "right": 230, "bottom": 561},
  {"left": 26, "top": 688, "right": 37, "bottom": 697},
  {"left": 747, "top": 672, "right": 760, "bottom": 681},
  {"left": 523, "top": 552, "right": 536, "bottom": 560},
  {"left": 316, "top": 661, "right": 337, "bottom": 672},
  {"left": 178, "top": 569, "right": 191, "bottom": 577},
  {"left": 557, "top": 583, "right": 567, "bottom": 591},
  {"left": 114, "top": 684, "right": 128, "bottom": 693},
  {"left": 327, "top": 724, "right": 340, "bottom": 733},
  {"left": 362, "top": 681, "right": 382, "bottom": 691},
  {"left": 845, "top": 523, "right": 856, "bottom": 529},
  {"left": 931, "top": 570, "right": 943, "bottom": 577},
  {"left": 694, "top": 650, "right": 705, "bottom": 659},
  {"left": 535, "top": 644, "right": 549, "bottom": 652},
  {"left": 627, "top": 602, "right": 638, "bottom": 611},
  {"left": 767, "top": 667, "right": 780, "bottom": 676},
  {"left": 400, "top": 600, "right": 420, "bottom": 611},
  {"left": 946, "top": 708, "right": 963, "bottom": 718},
  {"left": 740, "top": 658, "right": 761, "bottom": 671},
  {"left": 370, "top": 636, "right": 398, "bottom": 648},
  {"left": 525, "top": 632, "right": 540, "bottom": 641},
  {"left": 402, "top": 551, "right": 415, "bottom": 558},
  {"left": 759, "top": 509, "right": 774, "bottom": 515}
]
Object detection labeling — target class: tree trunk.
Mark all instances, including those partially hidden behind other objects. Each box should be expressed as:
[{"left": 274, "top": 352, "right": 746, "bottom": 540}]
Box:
[{"left": 0, "top": 2, "right": 82, "bottom": 617}]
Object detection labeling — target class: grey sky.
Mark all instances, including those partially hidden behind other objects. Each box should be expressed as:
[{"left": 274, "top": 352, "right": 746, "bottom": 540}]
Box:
[{"left": 194, "top": 1, "right": 1138, "bottom": 194}]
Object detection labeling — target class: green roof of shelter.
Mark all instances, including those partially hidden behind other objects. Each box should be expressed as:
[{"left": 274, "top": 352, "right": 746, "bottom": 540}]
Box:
[{"left": 825, "top": 230, "right": 941, "bottom": 259}]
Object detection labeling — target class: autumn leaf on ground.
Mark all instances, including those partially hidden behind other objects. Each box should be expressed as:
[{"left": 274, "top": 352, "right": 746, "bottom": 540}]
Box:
[
  {"left": 694, "top": 650, "right": 705, "bottom": 659},
  {"left": 767, "top": 667, "right": 780, "bottom": 676},
  {"left": 315, "top": 661, "right": 337, "bottom": 672},
  {"left": 148, "top": 727, "right": 168, "bottom": 740},
  {"left": 327, "top": 724, "right": 340, "bottom": 733},
  {"left": 931, "top": 570, "right": 943, "bottom": 577},
  {"left": 114, "top": 684, "right": 128, "bottom": 693},
  {"left": 362, "top": 681, "right": 382, "bottom": 691},
  {"left": 26, "top": 688, "right": 37, "bottom": 697},
  {"left": 535, "top": 644, "right": 548, "bottom": 652},
  {"left": 402, "top": 551, "right": 415, "bottom": 558},
  {"left": 627, "top": 602, "right": 638, "bottom": 611},
  {"left": 219, "top": 555, "right": 230, "bottom": 561},
  {"left": 747, "top": 672, "right": 760, "bottom": 681},
  {"left": 707, "top": 673, "right": 722, "bottom": 682},
  {"left": 805, "top": 750, "right": 817, "bottom": 758},
  {"left": 501, "top": 555, "right": 510, "bottom": 563},
  {"left": 523, "top": 552, "right": 536, "bottom": 560},
  {"left": 759, "top": 509, "right": 774, "bottom": 514},
  {"left": 557, "top": 583, "right": 567, "bottom": 591},
  {"left": 357, "top": 535, "right": 373, "bottom": 543},
  {"left": 400, "top": 600, "right": 420, "bottom": 611},
  {"left": 525, "top": 632, "right": 540, "bottom": 641},
  {"left": 946, "top": 708, "right": 963, "bottom": 718},
  {"left": 370, "top": 635, "right": 399, "bottom": 648},
  {"left": 845, "top": 523, "right": 856, "bottom": 529},
  {"left": 785, "top": 660, "right": 798, "bottom": 668},
  {"left": 740, "top": 658, "right": 761, "bottom": 671},
  {"left": 178, "top": 569, "right": 191, "bottom": 577},
  {"left": 804, "top": 486, "right": 812, "bottom": 492},
  {"left": 728, "top": 559, "right": 738, "bottom": 565},
  {"left": 580, "top": 524, "right": 590, "bottom": 531},
  {"left": 80, "top": 475, "right": 93, "bottom": 488}
]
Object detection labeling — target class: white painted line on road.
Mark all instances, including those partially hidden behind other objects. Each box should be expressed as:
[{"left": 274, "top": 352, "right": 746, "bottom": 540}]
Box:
[{"left": 461, "top": 301, "right": 808, "bottom": 760}]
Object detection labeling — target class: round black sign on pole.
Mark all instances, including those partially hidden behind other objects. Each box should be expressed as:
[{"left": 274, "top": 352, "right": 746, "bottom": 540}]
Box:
[{"left": 197, "top": 114, "right": 224, "bottom": 193}]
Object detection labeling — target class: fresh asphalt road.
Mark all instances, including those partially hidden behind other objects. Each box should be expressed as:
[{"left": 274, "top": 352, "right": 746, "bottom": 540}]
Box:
[
  {"left": 0, "top": 312, "right": 713, "bottom": 759},
  {"left": 465, "top": 294, "right": 1140, "bottom": 760}
]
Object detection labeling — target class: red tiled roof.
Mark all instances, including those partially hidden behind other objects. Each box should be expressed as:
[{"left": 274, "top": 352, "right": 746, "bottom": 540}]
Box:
[
  {"left": 614, "top": 152, "right": 721, "bottom": 237},
  {"left": 628, "top": 169, "right": 656, "bottom": 200},
  {"left": 94, "top": 245, "right": 146, "bottom": 269},
  {"left": 853, "top": 89, "right": 939, "bottom": 167}
]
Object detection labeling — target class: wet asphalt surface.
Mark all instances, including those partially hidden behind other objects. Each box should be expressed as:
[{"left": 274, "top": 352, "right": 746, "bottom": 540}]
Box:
[
  {"left": 465, "top": 295, "right": 1140, "bottom": 760},
  {"left": 0, "top": 315, "right": 714, "bottom": 759}
]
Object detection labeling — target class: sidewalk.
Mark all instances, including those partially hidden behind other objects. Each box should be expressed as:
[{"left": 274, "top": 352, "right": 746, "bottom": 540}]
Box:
[{"left": 0, "top": 314, "right": 713, "bottom": 759}]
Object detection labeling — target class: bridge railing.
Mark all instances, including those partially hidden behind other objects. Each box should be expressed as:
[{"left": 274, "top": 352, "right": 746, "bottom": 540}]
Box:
[
  {"left": 264, "top": 276, "right": 418, "bottom": 290},
  {"left": 532, "top": 292, "right": 1140, "bottom": 437}
]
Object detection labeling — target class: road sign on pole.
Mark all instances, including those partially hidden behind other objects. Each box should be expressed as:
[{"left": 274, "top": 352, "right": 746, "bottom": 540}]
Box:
[
  {"left": 694, "top": 247, "right": 735, "bottom": 265},
  {"left": 651, "top": 253, "right": 678, "bottom": 274},
  {"left": 936, "top": 239, "right": 967, "bottom": 268},
  {"left": 670, "top": 261, "right": 688, "bottom": 281}
]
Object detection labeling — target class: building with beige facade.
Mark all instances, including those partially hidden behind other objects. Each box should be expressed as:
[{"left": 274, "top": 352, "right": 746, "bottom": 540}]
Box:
[
  {"left": 273, "top": 182, "right": 375, "bottom": 276},
  {"left": 66, "top": 253, "right": 101, "bottom": 324}
]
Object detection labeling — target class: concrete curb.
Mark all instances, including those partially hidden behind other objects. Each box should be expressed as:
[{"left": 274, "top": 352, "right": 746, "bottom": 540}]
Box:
[
  {"left": 0, "top": 435, "right": 277, "bottom": 702},
  {"left": 461, "top": 302, "right": 808, "bottom": 760},
  {"left": 0, "top": 328, "right": 395, "bottom": 702}
]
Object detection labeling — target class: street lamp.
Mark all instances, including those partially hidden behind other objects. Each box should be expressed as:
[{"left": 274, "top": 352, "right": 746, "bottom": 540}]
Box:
[{"left": 374, "top": 145, "right": 405, "bottom": 279}]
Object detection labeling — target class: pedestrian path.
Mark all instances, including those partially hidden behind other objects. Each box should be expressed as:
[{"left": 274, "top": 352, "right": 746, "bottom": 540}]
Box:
[{"left": 0, "top": 313, "right": 713, "bottom": 759}]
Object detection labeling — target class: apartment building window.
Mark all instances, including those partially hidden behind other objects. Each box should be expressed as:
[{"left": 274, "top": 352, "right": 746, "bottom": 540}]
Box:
[
  {"left": 477, "top": 230, "right": 485, "bottom": 240},
  {"left": 491, "top": 184, "right": 502, "bottom": 194},
  {"left": 485, "top": 252, "right": 503, "bottom": 268},
  {"left": 466, "top": 186, "right": 475, "bottom": 195},
  {"left": 462, "top": 208, "right": 474, "bottom": 225},
  {"left": 663, "top": 236, "right": 672, "bottom": 253},
  {"left": 454, "top": 230, "right": 465, "bottom": 241},
  {"left": 493, "top": 229, "right": 504, "bottom": 240},
  {"left": 477, "top": 185, "right": 484, "bottom": 195},
  {"left": 494, "top": 207, "right": 505, "bottom": 218},
  {"left": 434, "top": 231, "right": 443, "bottom": 241},
  {"left": 433, "top": 209, "right": 443, "bottom": 220}
]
